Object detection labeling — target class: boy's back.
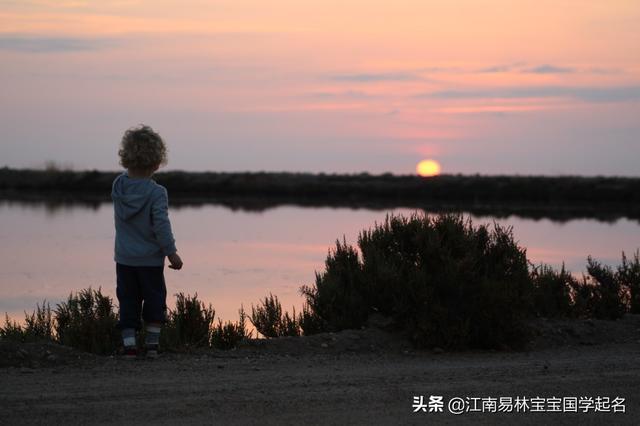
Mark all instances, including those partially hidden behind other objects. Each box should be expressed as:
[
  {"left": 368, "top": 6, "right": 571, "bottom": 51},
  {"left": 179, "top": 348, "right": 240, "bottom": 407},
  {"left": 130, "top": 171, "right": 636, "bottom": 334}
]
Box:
[{"left": 112, "top": 172, "right": 176, "bottom": 266}]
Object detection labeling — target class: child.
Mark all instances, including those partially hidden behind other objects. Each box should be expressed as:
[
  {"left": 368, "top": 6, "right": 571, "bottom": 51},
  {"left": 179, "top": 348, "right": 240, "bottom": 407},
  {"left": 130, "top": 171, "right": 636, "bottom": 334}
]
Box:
[{"left": 111, "top": 124, "right": 183, "bottom": 359}]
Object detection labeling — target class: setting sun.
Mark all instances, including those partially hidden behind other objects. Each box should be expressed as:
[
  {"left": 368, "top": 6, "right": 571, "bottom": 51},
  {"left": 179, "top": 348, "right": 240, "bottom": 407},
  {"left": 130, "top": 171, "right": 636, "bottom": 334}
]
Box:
[{"left": 416, "top": 159, "right": 442, "bottom": 177}]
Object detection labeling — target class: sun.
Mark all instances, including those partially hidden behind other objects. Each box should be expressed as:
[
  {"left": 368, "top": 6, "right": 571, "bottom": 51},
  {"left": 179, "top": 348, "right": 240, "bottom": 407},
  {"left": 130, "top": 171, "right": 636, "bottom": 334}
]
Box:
[{"left": 416, "top": 159, "right": 442, "bottom": 177}]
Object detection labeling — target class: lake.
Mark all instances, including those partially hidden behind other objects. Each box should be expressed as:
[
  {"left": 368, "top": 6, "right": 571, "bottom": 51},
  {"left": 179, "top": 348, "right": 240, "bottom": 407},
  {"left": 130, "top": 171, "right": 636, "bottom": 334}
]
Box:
[{"left": 1, "top": 201, "right": 638, "bottom": 325}]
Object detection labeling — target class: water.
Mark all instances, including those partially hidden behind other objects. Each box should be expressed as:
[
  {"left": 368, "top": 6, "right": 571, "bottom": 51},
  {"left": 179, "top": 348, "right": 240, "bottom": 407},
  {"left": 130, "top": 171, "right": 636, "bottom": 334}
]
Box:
[{"left": 1, "top": 201, "right": 638, "bottom": 323}]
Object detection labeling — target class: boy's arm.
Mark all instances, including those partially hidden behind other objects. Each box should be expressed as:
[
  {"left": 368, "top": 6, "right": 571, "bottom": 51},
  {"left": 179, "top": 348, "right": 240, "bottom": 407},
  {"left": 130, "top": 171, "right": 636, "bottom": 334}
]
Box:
[{"left": 150, "top": 187, "right": 177, "bottom": 256}]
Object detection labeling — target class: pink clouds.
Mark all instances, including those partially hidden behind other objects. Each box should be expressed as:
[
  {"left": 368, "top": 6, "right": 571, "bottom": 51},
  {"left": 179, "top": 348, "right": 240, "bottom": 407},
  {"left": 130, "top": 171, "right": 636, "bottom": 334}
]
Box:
[{"left": 0, "top": 1, "right": 638, "bottom": 174}]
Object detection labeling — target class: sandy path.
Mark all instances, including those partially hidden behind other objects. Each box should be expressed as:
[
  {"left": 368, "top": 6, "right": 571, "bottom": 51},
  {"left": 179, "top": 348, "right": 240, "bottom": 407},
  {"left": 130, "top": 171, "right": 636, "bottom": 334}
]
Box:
[{"left": 1, "top": 340, "right": 638, "bottom": 425}]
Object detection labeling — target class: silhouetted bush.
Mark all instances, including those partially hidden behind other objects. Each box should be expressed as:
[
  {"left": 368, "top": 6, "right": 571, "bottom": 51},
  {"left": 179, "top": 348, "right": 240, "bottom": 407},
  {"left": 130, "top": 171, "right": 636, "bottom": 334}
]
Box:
[
  {"left": 0, "top": 301, "right": 55, "bottom": 343},
  {"left": 584, "top": 256, "right": 626, "bottom": 319},
  {"left": 280, "top": 309, "right": 300, "bottom": 337},
  {"left": 301, "top": 213, "right": 534, "bottom": 350},
  {"left": 161, "top": 293, "right": 215, "bottom": 349},
  {"left": 529, "top": 252, "right": 637, "bottom": 319},
  {"left": 24, "top": 301, "right": 54, "bottom": 340},
  {"left": 250, "top": 293, "right": 300, "bottom": 337},
  {"left": 0, "top": 314, "right": 28, "bottom": 341},
  {"left": 54, "top": 288, "right": 119, "bottom": 354},
  {"left": 531, "top": 264, "right": 575, "bottom": 318},
  {"left": 618, "top": 250, "right": 640, "bottom": 314},
  {"left": 568, "top": 275, "right": 596, "bottom": 318},
  {"left": 297, "top": 302, "right": 327, "bottom": 335},
  {"left": 490, "top": 252, "right": 639, "bottom": 321},
  {"left": 211, "top": 306, "right": 250, "bottom": 350},
  {"left": 250, "top": 293, "right": 282, "bottom": 338}
]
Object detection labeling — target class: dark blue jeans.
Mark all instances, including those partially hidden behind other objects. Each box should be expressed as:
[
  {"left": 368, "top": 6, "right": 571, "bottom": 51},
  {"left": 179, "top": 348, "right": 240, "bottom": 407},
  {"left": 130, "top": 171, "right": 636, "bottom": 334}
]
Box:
[{"left": 116, "top": 263, "right": 167, "bottom": 330}]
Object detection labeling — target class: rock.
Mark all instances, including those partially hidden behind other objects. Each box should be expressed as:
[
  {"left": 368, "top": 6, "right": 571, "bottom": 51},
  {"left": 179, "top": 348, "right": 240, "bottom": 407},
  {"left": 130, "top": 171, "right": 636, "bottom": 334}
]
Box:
[
  {"left": 19, "top": 367, "right": 35, "bottom": 374},
  {"left": 45, "top": 354, "right": 58, "bottom": 362},
  {"left": 320, "top": 343, "right": 329, "bottom": 348},
  {"left": 433, "top": 347, "right": 445, "bottom": 354},
  {"left": 16, "top": 349, "right": 28, "bottom": 359}
]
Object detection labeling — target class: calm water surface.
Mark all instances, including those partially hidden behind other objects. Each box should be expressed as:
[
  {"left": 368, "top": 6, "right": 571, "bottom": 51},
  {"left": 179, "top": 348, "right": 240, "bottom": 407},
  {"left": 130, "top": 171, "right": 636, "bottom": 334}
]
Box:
[{"left": 1, "top": 202, "right": 638, "bottom": 323}]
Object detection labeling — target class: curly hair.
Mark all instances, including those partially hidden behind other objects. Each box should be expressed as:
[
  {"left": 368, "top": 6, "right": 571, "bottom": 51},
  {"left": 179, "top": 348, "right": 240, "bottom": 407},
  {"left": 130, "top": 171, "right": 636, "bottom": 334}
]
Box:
[{"left": 118, "top": 125, "right": 168, "bottom": 171}]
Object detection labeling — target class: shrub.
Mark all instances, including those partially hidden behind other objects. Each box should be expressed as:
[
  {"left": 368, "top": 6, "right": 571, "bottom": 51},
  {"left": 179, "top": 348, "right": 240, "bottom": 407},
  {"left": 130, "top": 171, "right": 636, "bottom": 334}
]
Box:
[
  {"left": 161, "top": 293, "right": 215, "bottom": 349},
  {"left": 24, "top": 301, "right": 54, "bottom": 340},
  {"left": 568, "top": 275, "right": 596, "bottom": 318},
  {"left": 250, "top": 293, "right": 282, "bottom": 338},
  {"left": 54, "top": 287, "right": 119, "bottom": 354},
  {"left": 211, "top": 306, "right": 250, "bottom": 350},
  {"left": 618, "top": 250, "right": 640, "bottom": 314},
  {"left": 531, "top": 264, "right": 575, "bottom": 318},
  {"left": 280, "top": 308, "right": 300, "bottom": 337},
  {"left": 301, "top": 213, "right": 534, "bottom": 350},
  {"left": 297, "top": 302, "right": 327, "bottom": 336},
  {"left": 250, "top": 293, "right": 300, "bottom": 337},
  {"left": 0, "top": 314, "right": 27, "bottom": 341},
  {"left": 584, "top": 256, "right": 626, "bottom": 319},
  {"left": 531, "top": 251, "right": 638, "bottom": 319},
  {"left": 0, "top": 301, "right": 54, "bottom": 343},
  {"left": 300, "top": 240, "right": 366, "bottom": 332}
]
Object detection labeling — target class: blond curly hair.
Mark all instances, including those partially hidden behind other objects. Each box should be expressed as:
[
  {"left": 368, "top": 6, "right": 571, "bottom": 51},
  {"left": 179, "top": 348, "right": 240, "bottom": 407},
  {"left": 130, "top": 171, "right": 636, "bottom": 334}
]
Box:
[{"left": 118, "top": 125, "right": 168, "bottom": 171}]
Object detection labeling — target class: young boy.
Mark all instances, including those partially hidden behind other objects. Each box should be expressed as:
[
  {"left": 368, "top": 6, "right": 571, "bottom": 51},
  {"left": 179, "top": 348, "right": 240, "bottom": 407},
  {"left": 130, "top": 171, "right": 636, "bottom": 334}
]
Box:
[{"left": 112, "top": 125, "right": 183, "bottom": 359}]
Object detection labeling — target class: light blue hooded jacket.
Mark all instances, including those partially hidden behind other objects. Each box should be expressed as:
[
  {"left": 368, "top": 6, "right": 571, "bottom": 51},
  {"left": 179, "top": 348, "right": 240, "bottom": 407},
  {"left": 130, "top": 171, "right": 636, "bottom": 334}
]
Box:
[{"left": 112, "top": 172, "right": 177, "bottom": 266}]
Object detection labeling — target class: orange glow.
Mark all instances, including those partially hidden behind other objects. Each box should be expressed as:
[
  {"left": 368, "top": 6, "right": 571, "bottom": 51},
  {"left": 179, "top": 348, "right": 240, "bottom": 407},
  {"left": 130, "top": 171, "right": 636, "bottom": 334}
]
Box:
[
  {"left": 1, "top": 1, "right": 638, "bottom": 175},
  {"left": 416, "top": 159, "right": 442, "bottom": 177}
]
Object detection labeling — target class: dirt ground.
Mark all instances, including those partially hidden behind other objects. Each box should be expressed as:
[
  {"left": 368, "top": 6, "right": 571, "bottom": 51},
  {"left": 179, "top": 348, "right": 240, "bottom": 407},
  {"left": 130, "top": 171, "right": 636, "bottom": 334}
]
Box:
[{"left": 1, "top": 316, "right": 639, "bottom": 425}]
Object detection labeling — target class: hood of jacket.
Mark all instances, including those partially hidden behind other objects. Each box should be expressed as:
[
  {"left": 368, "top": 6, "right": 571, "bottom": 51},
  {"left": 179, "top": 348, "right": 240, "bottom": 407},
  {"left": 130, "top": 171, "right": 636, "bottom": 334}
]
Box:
[{"left": 111, "top": 172, "right": 158, "bottom": 221}]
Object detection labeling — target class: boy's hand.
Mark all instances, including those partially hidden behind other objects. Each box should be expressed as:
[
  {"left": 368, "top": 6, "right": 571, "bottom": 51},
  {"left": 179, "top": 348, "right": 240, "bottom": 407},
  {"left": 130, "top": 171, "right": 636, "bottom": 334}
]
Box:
[{"left": 168, "top": 252, "right": 183, "bottom": 270}]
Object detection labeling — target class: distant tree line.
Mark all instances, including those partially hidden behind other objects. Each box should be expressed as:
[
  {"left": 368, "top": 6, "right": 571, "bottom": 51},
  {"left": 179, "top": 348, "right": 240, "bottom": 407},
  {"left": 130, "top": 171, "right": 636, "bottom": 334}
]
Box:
[{"left": 0, "top": 167, "right": 639, "bottom": 221}]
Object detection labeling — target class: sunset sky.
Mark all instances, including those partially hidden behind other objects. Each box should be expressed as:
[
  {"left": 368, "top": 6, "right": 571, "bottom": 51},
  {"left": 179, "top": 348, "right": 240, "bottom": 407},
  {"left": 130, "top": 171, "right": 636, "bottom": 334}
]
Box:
[{"left": 1, "top": 1, "right": 639, "bottom": 175}]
